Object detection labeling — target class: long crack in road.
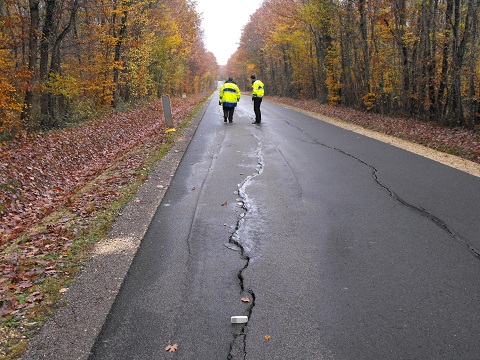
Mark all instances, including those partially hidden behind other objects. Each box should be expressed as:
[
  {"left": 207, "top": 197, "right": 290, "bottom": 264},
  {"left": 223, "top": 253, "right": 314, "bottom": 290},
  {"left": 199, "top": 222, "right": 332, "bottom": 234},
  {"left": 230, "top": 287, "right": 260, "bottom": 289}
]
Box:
[{"left": 227, "top": 138, "right": 265, "bottom": 359}]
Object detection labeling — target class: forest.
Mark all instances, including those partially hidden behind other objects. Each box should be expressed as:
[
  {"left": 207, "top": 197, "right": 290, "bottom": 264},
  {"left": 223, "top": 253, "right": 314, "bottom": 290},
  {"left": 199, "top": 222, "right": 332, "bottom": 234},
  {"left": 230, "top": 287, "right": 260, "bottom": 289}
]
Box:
[
  {"left": 227, "top": 0, "right": 480, "bottom": 129},
  {"left": 1, "top": 0, "right": 479, "bottom": 138},
  {"left": 0, "top": 0, "right": 218, "bottom": 139}
]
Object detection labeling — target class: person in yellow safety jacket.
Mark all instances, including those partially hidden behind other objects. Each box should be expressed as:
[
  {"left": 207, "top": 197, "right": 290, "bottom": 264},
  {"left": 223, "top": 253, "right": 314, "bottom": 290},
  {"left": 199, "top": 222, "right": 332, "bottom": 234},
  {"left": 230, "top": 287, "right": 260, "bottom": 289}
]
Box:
[
  {"left": 250, "top": 74, "right": 264, "bottom": 124},
  {"left": 219, "top": 77, "right": 241, "bottom": 123}
]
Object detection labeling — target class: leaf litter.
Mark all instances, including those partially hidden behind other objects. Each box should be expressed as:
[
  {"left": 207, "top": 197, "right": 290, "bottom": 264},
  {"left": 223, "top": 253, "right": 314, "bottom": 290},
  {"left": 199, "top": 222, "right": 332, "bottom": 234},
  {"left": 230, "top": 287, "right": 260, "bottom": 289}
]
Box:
[{"left": 0, "top": 94, "right": 205, "bottom": 357}]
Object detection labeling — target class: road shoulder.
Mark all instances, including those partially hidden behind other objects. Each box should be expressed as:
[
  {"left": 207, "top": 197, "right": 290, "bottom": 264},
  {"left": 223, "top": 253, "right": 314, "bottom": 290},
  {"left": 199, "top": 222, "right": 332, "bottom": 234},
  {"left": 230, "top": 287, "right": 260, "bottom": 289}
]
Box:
[{"left": 21, "top": 100, "right": 208, "bottom": 360}]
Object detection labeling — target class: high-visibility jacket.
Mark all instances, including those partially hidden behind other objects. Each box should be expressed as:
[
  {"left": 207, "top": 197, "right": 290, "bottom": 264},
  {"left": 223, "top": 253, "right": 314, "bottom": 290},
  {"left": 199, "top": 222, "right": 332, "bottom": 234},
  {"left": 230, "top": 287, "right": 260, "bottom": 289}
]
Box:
[
  {"left": 219, "top": 81, "right": 241, "bottom": 107},
  {"left": 252, "top": 79, "right": 264, "bottom": 98}
]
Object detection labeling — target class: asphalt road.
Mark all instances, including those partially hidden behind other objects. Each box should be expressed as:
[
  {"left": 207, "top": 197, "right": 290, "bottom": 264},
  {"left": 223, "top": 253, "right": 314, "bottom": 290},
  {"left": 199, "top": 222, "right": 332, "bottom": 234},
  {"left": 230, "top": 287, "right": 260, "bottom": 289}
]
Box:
[{"left": 89, "top": 92, "right": 480, "bottom": 359}]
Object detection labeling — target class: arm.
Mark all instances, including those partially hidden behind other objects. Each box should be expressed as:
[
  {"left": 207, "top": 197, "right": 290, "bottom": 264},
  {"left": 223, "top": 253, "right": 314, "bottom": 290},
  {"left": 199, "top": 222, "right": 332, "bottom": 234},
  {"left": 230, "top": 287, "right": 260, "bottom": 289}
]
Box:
[{"left": 219, "top": 85, "right": 224, "bottom": 102}]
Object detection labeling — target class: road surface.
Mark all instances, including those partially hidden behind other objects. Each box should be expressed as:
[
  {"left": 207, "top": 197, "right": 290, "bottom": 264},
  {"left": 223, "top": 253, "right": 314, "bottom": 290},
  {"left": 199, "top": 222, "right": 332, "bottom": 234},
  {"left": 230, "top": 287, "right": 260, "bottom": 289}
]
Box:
[{"left": 89, "top": 90, "right": 480, "bottom": 359}]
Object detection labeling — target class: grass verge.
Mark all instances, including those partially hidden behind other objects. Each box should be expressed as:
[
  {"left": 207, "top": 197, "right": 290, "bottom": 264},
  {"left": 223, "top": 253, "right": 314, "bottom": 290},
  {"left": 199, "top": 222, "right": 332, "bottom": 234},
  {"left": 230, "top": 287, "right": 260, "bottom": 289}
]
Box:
[{"left": 0, "top": 96, "right": 207, "bottom": 359}]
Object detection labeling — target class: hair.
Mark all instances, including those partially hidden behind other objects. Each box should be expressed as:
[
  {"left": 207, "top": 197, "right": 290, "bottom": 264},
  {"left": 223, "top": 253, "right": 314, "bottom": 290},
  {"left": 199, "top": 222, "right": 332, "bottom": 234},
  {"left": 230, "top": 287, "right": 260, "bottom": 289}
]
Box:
[{"left": 250, "top": 74, "right": 256, "bottom": 79}]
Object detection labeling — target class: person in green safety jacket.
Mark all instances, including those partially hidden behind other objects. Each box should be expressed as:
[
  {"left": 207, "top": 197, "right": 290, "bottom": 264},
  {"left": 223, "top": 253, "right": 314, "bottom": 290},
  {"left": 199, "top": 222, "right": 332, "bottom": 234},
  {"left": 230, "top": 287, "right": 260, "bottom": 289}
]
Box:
[
  {"left": 250, "top": 74, "right": 264, "bottom": 124},
  {"left": 219, "top": 77, "right": 241, "bottom": 123}
]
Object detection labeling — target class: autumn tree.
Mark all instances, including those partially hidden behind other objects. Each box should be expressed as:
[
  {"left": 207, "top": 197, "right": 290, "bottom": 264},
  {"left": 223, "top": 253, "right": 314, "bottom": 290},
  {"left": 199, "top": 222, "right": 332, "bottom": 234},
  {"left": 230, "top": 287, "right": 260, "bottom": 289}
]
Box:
[
  {"left": 230, "top": 0, "right": 480, "bottom": 128},
  {"left": 0, "top": 2, "right": 29, "bottom": 137},
  {"left": 0, "top": 0, "right": 218, "bottom": 139}
]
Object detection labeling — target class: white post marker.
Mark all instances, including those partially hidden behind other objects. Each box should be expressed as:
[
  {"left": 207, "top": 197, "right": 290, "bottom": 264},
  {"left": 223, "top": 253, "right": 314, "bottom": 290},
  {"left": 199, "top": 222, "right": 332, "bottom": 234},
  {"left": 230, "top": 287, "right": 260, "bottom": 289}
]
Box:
[
  {"left": 231, "top": 316, "right": 248, "bottom": 324},
  {"left": 161, "top": 95, "right": 175, "bottom": 133}
]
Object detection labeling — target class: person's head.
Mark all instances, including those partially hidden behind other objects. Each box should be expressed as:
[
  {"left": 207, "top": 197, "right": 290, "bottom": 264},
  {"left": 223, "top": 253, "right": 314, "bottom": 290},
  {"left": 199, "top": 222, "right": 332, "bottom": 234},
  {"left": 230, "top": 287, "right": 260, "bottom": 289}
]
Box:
[
  {"left": 228, "top": 77, "right": 233, "bottom": 82},
  {"left": 250, "top": 74, "right": 256, "bottom": 80}
]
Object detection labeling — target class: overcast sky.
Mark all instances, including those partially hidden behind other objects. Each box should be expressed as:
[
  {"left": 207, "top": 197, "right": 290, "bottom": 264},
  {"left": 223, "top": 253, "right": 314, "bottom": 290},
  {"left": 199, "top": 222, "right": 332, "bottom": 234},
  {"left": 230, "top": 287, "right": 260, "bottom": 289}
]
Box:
[{"left": 195, "top": 0, "right": 264, "bottom": 66}]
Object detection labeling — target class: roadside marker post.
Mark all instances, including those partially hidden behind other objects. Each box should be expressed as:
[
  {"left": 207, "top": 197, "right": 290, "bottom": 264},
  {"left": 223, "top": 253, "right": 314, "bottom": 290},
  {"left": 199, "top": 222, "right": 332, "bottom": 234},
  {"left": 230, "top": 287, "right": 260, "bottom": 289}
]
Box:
[{"left": 161, "top": 95, "right": 176, "bottom": 133}]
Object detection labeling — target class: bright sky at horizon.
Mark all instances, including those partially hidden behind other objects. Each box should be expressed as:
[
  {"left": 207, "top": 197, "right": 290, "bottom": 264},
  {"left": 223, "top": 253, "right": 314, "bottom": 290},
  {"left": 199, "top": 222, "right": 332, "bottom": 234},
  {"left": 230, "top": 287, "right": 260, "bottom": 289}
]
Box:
[{"left": 195, "top": 0, "right": 264, "bottom": 66}]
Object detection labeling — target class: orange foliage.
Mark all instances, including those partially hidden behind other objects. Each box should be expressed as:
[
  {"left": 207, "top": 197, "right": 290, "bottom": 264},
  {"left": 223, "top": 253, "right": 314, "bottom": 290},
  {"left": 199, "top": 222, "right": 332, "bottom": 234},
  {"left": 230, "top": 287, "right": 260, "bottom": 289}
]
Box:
[
  {"left": 229, "top": 0, "right": 480, "bottom": 127},
  {"left": 0, "top": 0, "right": 219, "bottom": 137}
]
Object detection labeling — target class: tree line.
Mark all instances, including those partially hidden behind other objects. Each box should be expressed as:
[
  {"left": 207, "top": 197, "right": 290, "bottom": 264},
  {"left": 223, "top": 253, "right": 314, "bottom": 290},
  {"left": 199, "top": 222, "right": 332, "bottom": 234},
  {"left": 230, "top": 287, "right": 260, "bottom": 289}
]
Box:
[
  {"left": 227, "top": 0, "right": 479, "bottom": 129},
  {"left": 0, "top": 0, "right": 218, "bottom": 139}
]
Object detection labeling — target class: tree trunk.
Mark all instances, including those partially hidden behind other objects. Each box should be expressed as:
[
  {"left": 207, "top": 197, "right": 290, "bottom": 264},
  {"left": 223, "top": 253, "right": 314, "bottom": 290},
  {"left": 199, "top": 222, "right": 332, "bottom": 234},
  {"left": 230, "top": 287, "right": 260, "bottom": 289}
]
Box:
[
  {"left": 437, "top": 0, "right": 453, "bottom": 118},
  {"left": 358, "top": 0, "right": 371, "bottom": 93},
  {"left": 309, "top": 36, "right": 318, "bottom": 99},
  {"left": 48, "top": 0, "right": 79, "bottom": 120},
  {"left": 427, "top": 0, "right": 439, "bottom": 119},
  {"left": 39, "top": 0, "right": 56, "bottom": 128},
  {"left": 21, "top": 0, "right": 40, "bottom": 126},
  {"left": 112, "top": 2, "right": 129, "bottom": 108},
  {"left": 450, "top": 0, "right": 478, "bottom": 125},
  {"left": 269, "top": 54, "right": 277, "bottom": 96},
  {"left": 392, "top": 0, "right": 411, "bottom": 110},
  {"left": 467, "top": 0, "right": 479, "bottom": 127}
]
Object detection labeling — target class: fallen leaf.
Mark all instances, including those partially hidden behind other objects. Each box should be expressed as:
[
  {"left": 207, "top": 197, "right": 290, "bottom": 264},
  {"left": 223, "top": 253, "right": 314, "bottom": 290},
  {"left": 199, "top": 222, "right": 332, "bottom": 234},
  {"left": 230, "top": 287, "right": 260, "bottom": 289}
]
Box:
[
  {"left": 60, "top": 288, "right": 68, "bottom": 294},
  {"left": 264, "top": 335, "right": 271, "bottom": 341},
  {"left": 221, "top": 201, "right": 228, "bottom": 206},
  {"left": 241, "top": 296, "right": 250, "bottom": 303},
  {"left": 165, "top": 343, "right": 178, "bottom": 352}
]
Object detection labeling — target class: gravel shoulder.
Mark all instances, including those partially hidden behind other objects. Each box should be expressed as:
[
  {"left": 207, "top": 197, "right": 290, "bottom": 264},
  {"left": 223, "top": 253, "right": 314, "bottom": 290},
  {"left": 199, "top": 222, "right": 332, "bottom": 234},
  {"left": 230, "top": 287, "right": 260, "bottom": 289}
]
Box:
[{"left": 20, "top": 98, "right": 479, "bottom": 359}]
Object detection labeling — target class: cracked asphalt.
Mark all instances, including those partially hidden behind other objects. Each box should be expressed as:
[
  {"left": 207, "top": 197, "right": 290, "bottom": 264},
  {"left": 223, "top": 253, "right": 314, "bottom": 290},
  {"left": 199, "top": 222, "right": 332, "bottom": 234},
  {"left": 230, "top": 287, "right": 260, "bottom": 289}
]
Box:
[{"left": 24, "top": 87, "right": 480, "bottom": 359}]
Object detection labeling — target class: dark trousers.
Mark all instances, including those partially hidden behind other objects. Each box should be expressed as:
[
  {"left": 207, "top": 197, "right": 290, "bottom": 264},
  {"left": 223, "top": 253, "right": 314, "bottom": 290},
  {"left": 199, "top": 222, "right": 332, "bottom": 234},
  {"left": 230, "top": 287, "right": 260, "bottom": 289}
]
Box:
[
  {"left": 253, "top": 97, "right": 262, "bottom": 122},
  {"left": 223, "top": 106, "right": 235, "bottom": 122}
]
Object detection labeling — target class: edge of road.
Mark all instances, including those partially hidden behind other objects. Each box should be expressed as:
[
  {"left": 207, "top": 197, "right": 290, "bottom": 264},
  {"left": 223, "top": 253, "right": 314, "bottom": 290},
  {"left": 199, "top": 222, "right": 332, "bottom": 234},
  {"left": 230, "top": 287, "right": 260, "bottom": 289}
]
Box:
[{"left": 21, "top": 95, "right": 479, "bottom": 359}]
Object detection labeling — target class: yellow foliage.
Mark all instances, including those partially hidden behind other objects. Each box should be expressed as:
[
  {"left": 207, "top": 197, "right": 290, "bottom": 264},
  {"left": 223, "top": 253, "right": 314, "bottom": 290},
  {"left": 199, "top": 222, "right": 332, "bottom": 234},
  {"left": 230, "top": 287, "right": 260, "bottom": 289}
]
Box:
[
  {"left": 0, "top": 0, "right": 214, "bottom": 133},
  {"left": 44, "top": 73, "right": 81, "bottom": 99},
  {"left": 362, "top": 92, "right": 377, "bottom": 110},
  {"left": 325, "top": 42, "right": 343, "bottom": 105},
  {"left": 402, "top": 31, "right": 420, "bottom": 48},
  {"left": 247, "top": 64, "right": 256, "bottom": 75}
]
